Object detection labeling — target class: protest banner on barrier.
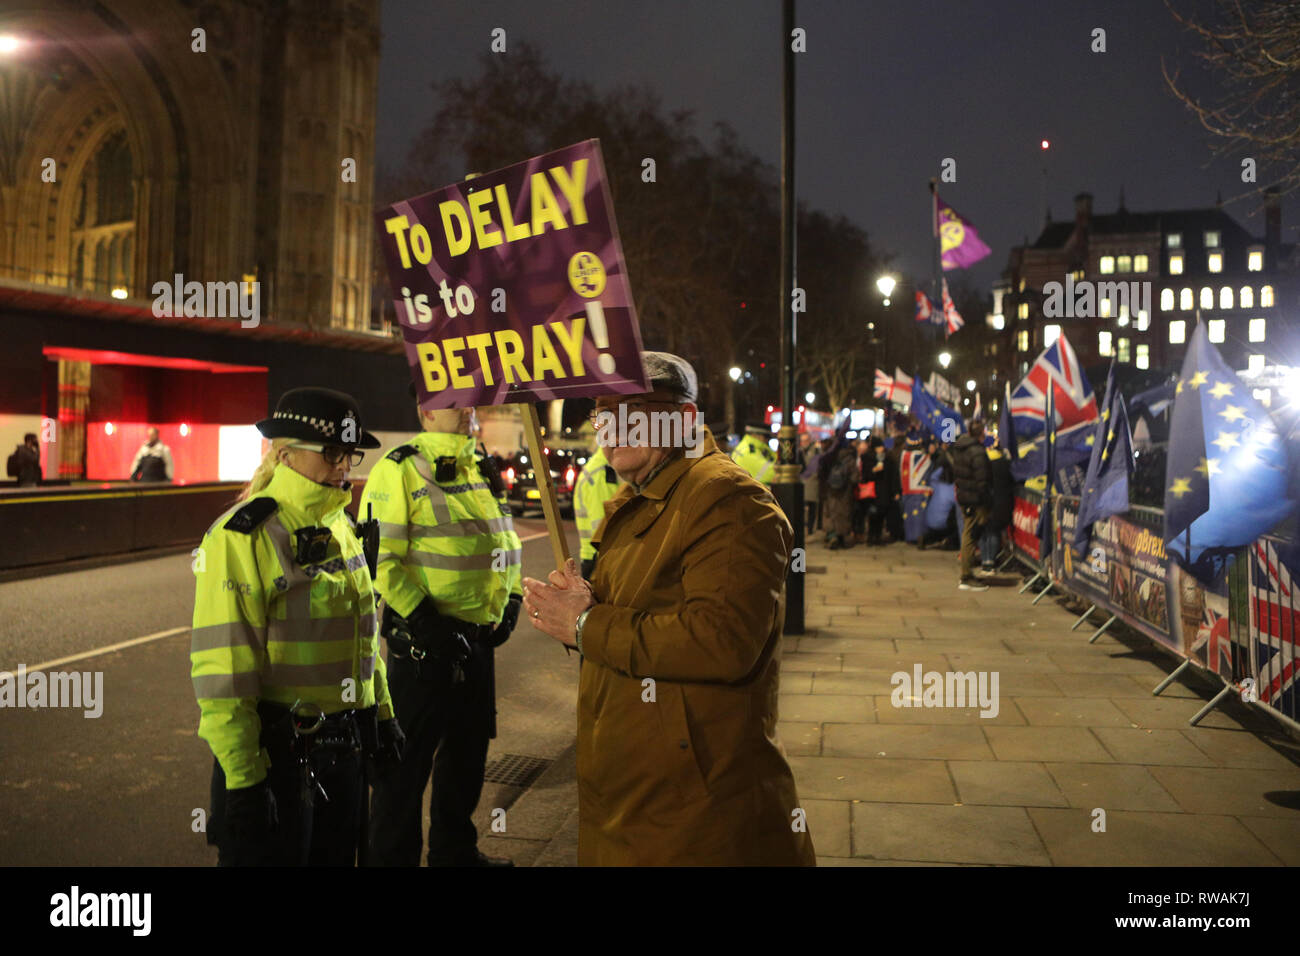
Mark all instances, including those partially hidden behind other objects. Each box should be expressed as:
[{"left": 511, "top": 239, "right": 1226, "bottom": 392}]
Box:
[
  {"left": 374, "top": 139, "right": 649, "bottom": 409},
  {"left": 1011, "top": 494, "right": 1042, "bottom": 567},
  {"left": 1056, "top": 497, "right": 1178, "bottom": 655}
]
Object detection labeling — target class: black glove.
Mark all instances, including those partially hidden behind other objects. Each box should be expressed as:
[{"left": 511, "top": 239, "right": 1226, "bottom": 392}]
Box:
[
  {"left": 378, "top": 718, "right": 405, "bottom": 764},
  {"left": 485, "top": 594, "right": 522, "bottom": 648},
  {"left": 223, "top": 779, "right": 277, "bottom": 864}
]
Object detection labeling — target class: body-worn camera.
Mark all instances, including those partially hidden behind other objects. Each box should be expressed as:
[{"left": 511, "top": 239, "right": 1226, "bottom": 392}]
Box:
[{"left": 294, "top": 526, "right": 334, "bottom": 565}]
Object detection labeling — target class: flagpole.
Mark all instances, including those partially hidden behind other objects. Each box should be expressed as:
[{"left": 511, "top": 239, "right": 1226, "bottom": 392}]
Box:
[{"left": 776, "top": 0, "right": 804, "bottom": 635}]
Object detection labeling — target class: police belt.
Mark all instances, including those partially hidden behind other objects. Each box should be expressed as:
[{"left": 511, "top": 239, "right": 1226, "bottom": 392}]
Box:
[
  {"left": 257, "top": 700, "right": 365, "bottom": 752},
  {"left": 386, "top": 620, "right": 494, "bottom": 659}
]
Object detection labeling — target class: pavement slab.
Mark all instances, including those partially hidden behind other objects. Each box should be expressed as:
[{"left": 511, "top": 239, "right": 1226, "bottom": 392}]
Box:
[
  {"left": 948, "top": 760, "right": 1071, "bottom": 808},
  {"left": 851, "top": 802, "right": 1052, "bottom": 865},
  {"left": 983, "top": 726, "right": 1115, "bottom": 762},
  {"left": 1044, "top": 762, "right": 1183, "bottom": 812},
  {"left": 1027, "top": 807, "right": 1283, "bottom": 866}
]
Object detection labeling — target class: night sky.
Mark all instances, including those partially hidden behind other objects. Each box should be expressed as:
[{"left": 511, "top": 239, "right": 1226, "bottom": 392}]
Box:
[{"left": 377, "top": 0, "right": 1300, "bottom": 300}]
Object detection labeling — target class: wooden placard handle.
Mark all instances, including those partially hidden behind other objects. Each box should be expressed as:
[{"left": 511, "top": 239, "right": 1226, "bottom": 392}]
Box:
[{"left": 519, "top": 402, "right": 571, "bottom": 571}]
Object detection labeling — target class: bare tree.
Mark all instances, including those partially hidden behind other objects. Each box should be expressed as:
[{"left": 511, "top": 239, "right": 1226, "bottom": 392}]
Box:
[{"left": 1163, "top": 0, "right": 1300, "bottom": 197}]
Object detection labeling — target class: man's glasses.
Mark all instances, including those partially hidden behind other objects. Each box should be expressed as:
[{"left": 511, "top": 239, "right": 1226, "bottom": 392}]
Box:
[
  {"left": 289, "top": 443, "right": 365, "bottom": 467},
  {"left": 587, "top": 401, "right": 676, "bottom": 426}
]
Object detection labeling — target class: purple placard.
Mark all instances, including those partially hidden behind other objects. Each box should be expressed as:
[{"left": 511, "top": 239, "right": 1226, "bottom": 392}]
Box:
[{"left": 374, "top": 140, "right": 648, "bottom": 407}]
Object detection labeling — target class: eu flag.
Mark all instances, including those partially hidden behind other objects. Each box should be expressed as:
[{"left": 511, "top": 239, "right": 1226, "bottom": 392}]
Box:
[
  {"left": 1073, "top": 362, "right": 1133, "bottom": 556},
  {"left": 998, "top": 381, "right": 1019, "bottom": 462},
  {"left": 1164, "top": 321, "right": 1295, "bottom": 584},
  {"left": 910, "top": 381, "right": 964, "bottom": 443}
]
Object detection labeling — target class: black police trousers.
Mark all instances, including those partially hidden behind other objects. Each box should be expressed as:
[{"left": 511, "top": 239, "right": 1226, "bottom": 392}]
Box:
[
  {"left": 208, "top": 708, "right": 364, "bottom": 867},
  {"left": 368, "top": 644, "right": 493, "bottom": 866}
]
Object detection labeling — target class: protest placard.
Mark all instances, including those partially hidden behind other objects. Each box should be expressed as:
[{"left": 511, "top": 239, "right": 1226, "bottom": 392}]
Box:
[{"left": 374, "top": 139, "right": 648, "bottom": 409}]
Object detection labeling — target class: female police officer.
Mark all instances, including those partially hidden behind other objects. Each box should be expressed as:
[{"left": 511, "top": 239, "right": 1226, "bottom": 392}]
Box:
[{"left": 191, "top": 387, "right": 404, "bottom": 866}]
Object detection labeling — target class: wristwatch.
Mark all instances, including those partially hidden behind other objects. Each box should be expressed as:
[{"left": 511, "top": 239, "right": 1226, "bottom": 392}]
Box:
[{"left": 574, "top": 606, "right": 593, "bottom": 654}]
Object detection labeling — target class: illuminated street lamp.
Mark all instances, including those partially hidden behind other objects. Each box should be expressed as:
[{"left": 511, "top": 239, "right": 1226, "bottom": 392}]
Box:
[
  {"left": 729, "top": 366, "right": 742, "bottom": 382},
  {"left": 805, "top": 391, "right": 815, "bottom": 403},
  {"left": 939, "top": 351, "right": 952, "bottom": 369},
  {"left": 0, "top": 36, "right": 25, "bottom": 55},
  {"left": 966, "top": 379, "right": 976, "bottom": 391},
  {"left": 876, "top": 274, "right": 896, "bottom": 308}
]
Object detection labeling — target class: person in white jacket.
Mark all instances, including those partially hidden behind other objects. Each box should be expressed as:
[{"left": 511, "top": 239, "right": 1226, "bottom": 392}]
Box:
[{"left": 129, "top": 427, "right": 174, "bottom": 482}]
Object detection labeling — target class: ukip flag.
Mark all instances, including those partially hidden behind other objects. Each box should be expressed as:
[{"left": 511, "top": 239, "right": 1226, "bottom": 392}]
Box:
[
  {"left": 1072, "top": 362, "right": 1133, "bottom": 556},
  {"left": 892, "top": 368, "right": 914, "bottom": 406},
  {"left": 936, "top": 194, "right": 992, "bottom": 271},
  {"left": 915, "top": 290, "right": 934, "bottom": 323},
  {"left": 1164, "top": 321, "right": 1295, "bottom": 584},
  {"left": 874, "top": 368, "right": 894, "bottom": 401},
  {"left": 940, "top": 279, "right": 965, "bottom": 334}
]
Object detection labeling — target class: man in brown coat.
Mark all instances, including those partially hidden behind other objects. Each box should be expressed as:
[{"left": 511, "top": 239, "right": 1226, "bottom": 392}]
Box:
[{"left": 522, "top": 352, "right": 815, "bottom": 866}]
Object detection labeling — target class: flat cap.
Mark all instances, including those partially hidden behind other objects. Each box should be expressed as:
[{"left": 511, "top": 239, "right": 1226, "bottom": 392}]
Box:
[{"left": 641, "top": 350, "right": 698, "bottom": 403}]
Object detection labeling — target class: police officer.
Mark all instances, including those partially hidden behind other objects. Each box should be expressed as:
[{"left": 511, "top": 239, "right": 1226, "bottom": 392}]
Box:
[
  {"left": 731, "top": 425, "right": 776, "bottom": 485},
  {"left": 362, "top": 398, "right": 522, "bottom": 867},
  {"left": 191, "top": 387, "right": 402, "bottom": 866},
  {"left": 572, "top": 443, "right": 622, "bottom": 579}
]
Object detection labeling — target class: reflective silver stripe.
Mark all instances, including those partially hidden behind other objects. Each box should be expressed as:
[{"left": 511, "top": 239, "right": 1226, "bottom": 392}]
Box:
[
  {"left": 360, "top": 653, "right": 376, "bottom": 681},
  {"left": 408, "top": 457, "right": 453, "bottom": 524},
  {"left": 573, "top": 505, "right": 588, "bottom": 520},
  {"left": 378, "top": 521, "right": 409, "bottom": 539},
  {"left": 378, "top": 550, "right": 400, "bottom": 564},
  {"left": 264, "top": 520, "right": 312, "bottom": 620},
  {"left": 266, "top": 659, "right": 355, "bottom": 687},
  {"left": 193, "top": 671, "right": 261, "bottom": 699},
  {"left": 191, "top": 621, "right": 266, "bottom": 654},
  {"left": 407, "top": 548, "right": 522, "bottom": 570},
  {"left": 268, "top": 615, "right": 358, "bottom": 644},
  {"left": 409, "top": 516, "right": 514, "bottom": 538}
]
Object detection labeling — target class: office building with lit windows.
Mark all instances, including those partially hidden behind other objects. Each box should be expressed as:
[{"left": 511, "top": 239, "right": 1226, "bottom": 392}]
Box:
[{"left": 992, "top": 190, "right": 1296, "bottom": 381}]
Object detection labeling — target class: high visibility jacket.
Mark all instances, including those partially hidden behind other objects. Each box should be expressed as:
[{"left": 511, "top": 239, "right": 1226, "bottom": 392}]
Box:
[
  {"left": 190, "top": 463, "right": 393, "bottom": 790},
  {"left": 573, "top": 446, "right": 622, "bottom": 562},
  {"left": 360, "top": 431, "right": 521, "bottom": 625},
  {"left": 731, "top": 434, "right": 775, "bottom": 485}
]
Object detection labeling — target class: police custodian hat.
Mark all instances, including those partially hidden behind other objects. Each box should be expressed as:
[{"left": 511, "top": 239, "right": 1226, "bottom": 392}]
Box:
[{"left": 255, "top": 387, "right": 381, "bottom": 448}]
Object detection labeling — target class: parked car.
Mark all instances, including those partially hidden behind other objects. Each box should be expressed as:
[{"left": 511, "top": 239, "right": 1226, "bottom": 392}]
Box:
[{"left": 500, "top": 447, "right": 585, "bottom": 518}]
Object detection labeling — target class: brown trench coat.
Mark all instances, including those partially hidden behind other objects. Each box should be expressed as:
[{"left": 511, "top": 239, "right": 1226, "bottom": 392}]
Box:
[{"left": 578, "top": 427, "right": 816, "bottom": 866}]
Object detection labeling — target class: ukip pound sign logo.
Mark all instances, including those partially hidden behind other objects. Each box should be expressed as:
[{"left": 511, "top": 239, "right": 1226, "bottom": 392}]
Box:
[{"left": 939, "top": 209, "right": 965, "bottom": 259}]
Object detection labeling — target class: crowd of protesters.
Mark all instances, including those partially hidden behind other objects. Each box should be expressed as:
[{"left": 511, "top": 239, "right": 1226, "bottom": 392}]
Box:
[{"left": 792, "top": 413, "right": 1014, "bottom": 589}]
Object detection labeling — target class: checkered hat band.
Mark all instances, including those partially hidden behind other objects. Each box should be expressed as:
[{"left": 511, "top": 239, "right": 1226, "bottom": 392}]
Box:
[{"left": 273, "top": 411, "right": 346, "bottom": 437}]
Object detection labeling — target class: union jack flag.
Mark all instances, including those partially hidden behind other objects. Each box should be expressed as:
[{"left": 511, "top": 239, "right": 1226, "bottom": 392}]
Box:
[
  {"left": 874, "top": 368, "right": 893, "bottom": 401},
  {"left": 940, "top": 279, "right": 964, "bottom": 335},
  {"left": 1010, "top": 332, "right": 1098, "bottom": 436},
  {"left": 900, "top": 448, "right": 932, "bottom": 495},
  {"left": 1249, "top": 538, "right": 1299, "bottom": 721},
  {"left": 1190, "top": 593, "right": 1233, "bottom": 678}
]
